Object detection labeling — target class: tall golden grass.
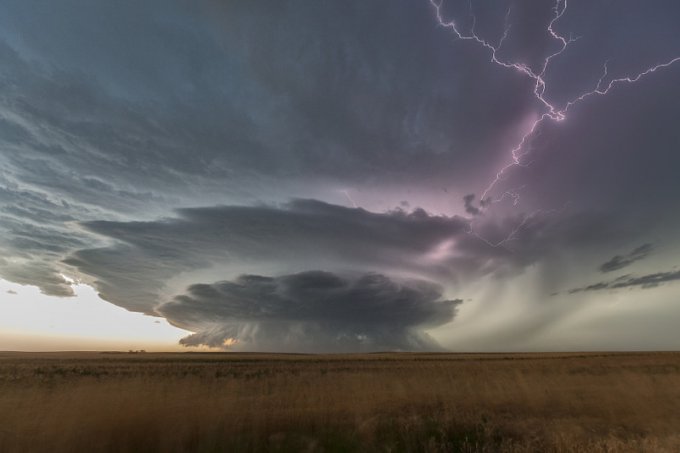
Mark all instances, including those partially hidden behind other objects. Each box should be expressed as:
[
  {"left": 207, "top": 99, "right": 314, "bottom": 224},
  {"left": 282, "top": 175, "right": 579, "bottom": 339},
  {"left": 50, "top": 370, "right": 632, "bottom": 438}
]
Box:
[{"left": 1, "top": 352, "right": 680, "bottom": 452}]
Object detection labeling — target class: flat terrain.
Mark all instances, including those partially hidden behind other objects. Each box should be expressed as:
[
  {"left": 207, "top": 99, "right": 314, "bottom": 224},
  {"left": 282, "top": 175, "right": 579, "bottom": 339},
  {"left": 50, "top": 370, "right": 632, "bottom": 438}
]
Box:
[{"left": 1, "top": 351, "right": 680, "bottom": 452}]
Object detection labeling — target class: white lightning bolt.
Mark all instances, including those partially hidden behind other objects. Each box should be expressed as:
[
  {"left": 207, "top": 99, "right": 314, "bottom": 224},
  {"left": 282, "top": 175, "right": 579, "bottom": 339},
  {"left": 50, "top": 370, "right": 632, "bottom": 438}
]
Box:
[
  {"left": 341, "top": 189, "right": 358, "bottom": 208},
  {"left": 429, "top": 0, "right": 680, "bottom": 247}
]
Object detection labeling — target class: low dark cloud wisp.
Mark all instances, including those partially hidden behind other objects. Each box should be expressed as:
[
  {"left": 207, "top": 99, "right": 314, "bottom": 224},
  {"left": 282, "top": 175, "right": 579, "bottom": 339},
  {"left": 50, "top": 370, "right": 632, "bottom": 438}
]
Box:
[
  {"left": 599, "top": 244, "right": 654, "bottom": 273},
  {"left": 569, "top": 268, "right": 680, "bottom": 294}
]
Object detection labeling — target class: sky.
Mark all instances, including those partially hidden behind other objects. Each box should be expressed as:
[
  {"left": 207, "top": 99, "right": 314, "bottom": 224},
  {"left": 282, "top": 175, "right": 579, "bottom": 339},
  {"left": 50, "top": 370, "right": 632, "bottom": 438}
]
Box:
[{"left": 1, "top": 0, "right": 679, "bottom": 352}]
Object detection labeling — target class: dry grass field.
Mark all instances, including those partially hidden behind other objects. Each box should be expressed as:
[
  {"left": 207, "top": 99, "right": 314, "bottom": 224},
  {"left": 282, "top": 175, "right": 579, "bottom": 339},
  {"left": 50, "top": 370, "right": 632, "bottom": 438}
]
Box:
[{"left": 1, "top": 351, "right": 680, "bottom": 452}]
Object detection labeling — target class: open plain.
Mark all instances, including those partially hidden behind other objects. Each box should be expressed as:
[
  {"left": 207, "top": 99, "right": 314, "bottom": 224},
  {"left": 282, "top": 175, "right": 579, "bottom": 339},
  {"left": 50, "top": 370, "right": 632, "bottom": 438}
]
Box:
[{"left": 1, "top": 351, "right": 680, "bottom": 452}]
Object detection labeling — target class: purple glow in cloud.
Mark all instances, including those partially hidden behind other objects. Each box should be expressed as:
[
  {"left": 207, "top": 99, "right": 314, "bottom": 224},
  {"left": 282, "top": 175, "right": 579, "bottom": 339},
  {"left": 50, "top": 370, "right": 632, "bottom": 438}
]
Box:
[{"left": 429, "top": 0, "right": 680, "bottom": 246}]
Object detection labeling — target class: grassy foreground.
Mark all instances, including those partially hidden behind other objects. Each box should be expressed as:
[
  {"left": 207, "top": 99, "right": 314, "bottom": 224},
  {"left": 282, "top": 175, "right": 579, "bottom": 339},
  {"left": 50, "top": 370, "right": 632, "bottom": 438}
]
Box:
[{"left": 1, "top": 351, "right": 680, "bottom": 452}]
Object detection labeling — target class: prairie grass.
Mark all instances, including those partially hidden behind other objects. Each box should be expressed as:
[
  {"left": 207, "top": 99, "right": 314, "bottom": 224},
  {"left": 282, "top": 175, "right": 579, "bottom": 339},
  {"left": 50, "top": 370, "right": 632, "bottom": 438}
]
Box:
[{"left": 1, "top": 352, "right": 680, "bottom": 452}]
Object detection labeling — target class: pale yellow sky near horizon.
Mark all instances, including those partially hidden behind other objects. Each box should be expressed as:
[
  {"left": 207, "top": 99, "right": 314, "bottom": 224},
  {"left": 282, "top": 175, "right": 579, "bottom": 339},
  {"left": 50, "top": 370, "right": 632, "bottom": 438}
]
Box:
[{"left": 0, "top": 278, "right": 192, "bottom": 351}]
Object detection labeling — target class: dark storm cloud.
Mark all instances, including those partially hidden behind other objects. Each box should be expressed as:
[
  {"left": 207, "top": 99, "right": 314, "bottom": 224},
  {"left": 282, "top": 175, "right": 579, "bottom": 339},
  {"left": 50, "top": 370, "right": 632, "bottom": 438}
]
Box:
[
  {"left": 0, "top": 0, "right": 535, "bottom": 297},
  {"left": 63, "top": 197, "right": 637, "bottom": 317},
  {"left": 599, "top": 244, "right": 654, "bottom": 273},
  {"left": 0, "top": 176, "right": 97, "bottom": 296},
  {"left": 463, "top": 194, "right": 481, "bottom": 216},
  {"left": 158, "top": 271, "right": 460, "bottom": 352},
  {"left": 0, "top": 0, "right": 532, "bottom": 197},
  {"left": 1, "top": 0, "right": 678, "bottom": 293},
  {"left": 64, "top": 200, "right": 470, "bottom": 313},
  {"left": 569, "top": 268, "right": 680, "bottom": 294},
  {"left": 200, "top": 0, "right": 536, "bottom": 183}
]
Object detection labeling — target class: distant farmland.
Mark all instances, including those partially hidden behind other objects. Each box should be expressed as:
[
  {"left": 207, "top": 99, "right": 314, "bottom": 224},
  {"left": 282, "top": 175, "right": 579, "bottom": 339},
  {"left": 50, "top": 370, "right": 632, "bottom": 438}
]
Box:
[{"left": 1, "top": 351, "right": 680, "bottom": 452}]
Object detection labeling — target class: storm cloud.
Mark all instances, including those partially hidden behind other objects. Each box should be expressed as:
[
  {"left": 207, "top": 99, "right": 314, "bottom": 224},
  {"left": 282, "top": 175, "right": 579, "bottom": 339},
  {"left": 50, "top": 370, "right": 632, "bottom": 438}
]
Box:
[
  {"left": 63, "top": 198, "right": 637, "bottom": 318},
  {"left": 1, "top": 1, "right": 680, "bottom": 351},
  {"left": 158, "top": 271, "right": 460, "bottom": 352},
  {"left": 63, "top": 200, "right": 470, "bottom": 313}
]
